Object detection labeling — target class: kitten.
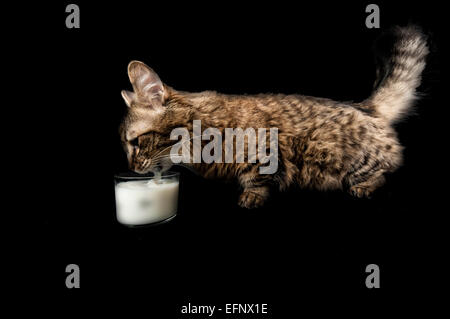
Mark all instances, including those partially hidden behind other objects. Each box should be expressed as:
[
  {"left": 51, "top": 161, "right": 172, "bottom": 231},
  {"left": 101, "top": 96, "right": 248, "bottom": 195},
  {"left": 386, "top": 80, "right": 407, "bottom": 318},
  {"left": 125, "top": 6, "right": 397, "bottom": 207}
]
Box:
[{"left": 119, "top": 26, "right": 428, "bottom": 208}]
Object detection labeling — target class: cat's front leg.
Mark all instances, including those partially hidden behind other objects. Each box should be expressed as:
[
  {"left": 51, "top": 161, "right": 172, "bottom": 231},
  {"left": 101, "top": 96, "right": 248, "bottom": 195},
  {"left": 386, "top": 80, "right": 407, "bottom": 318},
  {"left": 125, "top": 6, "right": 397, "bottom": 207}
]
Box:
[
  {"left": 238, "top": 186, "right": 269, "bottom": 209},
  {"left": 237, "top": 167, "right": 270, "bottom": 208}
]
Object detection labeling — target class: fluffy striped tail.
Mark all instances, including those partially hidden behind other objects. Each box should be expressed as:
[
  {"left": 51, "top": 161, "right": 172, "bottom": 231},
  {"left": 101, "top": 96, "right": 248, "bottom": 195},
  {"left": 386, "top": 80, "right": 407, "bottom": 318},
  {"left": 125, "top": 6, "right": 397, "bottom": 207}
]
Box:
[{"left": 366, "top": 25, "right": 429, "bottom": 124}]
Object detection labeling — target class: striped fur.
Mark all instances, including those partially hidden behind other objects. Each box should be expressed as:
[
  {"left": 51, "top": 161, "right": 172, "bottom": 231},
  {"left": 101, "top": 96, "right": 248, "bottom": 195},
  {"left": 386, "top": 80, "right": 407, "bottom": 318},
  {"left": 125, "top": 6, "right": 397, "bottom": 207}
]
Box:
[
  {"left": 366, "top": 25, "right": 429, "bottom": 123},
  {"left": 119, "top": 25, "right": 428, "bottom": 208}
]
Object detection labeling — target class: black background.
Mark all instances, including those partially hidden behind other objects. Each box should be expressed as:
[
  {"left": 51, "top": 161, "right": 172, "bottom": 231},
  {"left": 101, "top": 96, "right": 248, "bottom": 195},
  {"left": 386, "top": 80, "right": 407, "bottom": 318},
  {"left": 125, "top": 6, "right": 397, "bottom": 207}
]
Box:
[{"left": 22, "top": 0, "right": 446, "bottom": 315}]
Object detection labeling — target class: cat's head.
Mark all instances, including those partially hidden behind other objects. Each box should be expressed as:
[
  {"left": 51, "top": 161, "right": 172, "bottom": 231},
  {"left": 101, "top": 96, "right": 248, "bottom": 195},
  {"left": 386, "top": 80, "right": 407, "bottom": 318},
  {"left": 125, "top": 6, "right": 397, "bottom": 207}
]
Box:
[{"left": 119, "top": 61, "right": 186, "bottom": 173}]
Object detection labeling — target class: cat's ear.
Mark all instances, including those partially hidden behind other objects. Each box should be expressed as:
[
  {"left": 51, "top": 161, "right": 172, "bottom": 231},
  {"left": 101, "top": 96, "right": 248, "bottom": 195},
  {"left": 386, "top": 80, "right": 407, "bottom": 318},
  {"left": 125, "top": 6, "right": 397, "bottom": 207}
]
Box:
[
  {"left": 127, "top": 60, "right": 165, "bottom": 106},
  {"left": 121, "top": 90, "right": 136, "bottom": 107}
]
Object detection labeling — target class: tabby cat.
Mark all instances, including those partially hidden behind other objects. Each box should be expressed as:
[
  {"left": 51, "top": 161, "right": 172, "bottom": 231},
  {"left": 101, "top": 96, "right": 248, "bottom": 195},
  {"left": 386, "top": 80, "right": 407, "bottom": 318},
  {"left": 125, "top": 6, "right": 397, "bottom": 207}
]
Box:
[{"left": 119, "top": 26, "right": 428, "bottom": 208}]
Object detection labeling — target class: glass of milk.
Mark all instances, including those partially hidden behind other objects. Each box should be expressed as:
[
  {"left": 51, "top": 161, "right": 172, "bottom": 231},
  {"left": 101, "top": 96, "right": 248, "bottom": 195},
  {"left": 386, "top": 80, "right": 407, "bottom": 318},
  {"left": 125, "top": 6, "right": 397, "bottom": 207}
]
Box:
[{"left": 114, "top": 172, "right": 179, "bottom": 226}]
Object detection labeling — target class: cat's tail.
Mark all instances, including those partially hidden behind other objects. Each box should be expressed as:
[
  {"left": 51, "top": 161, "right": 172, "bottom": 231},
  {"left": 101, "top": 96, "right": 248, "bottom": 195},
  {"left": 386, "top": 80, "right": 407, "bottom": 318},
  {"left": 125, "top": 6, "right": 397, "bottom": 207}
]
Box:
[{"left": 365, "top": 25, "right": 429, "bottom": 124}]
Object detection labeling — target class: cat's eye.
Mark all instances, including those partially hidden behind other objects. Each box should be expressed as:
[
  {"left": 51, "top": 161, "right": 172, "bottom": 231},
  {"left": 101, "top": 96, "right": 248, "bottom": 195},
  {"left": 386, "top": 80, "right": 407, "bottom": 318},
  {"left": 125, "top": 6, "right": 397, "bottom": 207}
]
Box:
[{"left": 129, "top": 137, "right": 139, "bottom": 148}]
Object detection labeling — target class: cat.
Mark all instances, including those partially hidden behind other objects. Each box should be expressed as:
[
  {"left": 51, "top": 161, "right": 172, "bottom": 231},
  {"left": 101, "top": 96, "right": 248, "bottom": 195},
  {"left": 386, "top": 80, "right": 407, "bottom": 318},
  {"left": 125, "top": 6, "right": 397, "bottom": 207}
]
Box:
[{"left": 119, "top": 25, "right": 428, "bottom": 208}]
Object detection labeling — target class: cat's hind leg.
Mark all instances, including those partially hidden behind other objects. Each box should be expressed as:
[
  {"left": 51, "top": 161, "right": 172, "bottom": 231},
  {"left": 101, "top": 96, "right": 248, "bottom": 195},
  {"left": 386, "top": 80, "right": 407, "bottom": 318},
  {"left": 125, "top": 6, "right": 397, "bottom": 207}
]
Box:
[{"left": 348, "top": 169, "right": 386, "bottom": 198}]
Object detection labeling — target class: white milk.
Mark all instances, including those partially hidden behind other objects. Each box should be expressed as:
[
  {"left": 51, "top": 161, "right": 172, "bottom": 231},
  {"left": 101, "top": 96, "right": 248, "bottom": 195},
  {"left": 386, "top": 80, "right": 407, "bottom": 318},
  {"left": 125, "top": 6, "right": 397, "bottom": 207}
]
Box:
[{"left": 115, "top": 177, "right": 179, "bottom": 225}]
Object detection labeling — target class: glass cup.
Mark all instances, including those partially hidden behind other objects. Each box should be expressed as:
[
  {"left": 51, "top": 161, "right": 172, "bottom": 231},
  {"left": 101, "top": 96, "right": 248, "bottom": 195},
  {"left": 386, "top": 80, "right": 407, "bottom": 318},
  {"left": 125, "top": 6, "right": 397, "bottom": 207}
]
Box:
[{"left": 114, "top": 171, "right": 180, "bottom": 226}]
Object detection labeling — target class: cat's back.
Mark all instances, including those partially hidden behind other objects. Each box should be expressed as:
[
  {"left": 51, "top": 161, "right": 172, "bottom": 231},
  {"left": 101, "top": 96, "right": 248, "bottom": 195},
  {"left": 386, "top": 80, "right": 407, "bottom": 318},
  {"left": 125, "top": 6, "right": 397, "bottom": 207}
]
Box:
[
  {"left": 244, "top": 93, "right": 378, "bottom": 134},
  {"left": 192, "top": 91, "right": 380, "bottom": 135}
]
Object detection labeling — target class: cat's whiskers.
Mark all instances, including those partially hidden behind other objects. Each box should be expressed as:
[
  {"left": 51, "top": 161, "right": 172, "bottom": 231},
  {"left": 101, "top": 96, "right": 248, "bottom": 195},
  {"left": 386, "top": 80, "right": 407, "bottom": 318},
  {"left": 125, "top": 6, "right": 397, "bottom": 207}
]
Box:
[
  {"left": 150, "top": 154, "right": 183, "bottom": 165},
  {"left": 151, "top": 154, "right": 173, "bottom": 162},
  {"left": 145, "top": 154, "right": 184, "bottom": 172},
  {"left": 142, "top": 158, "right": 150, "bottom": 168},
  {"left": 151, "top": 154, "right": 177, "bottom": 162}
]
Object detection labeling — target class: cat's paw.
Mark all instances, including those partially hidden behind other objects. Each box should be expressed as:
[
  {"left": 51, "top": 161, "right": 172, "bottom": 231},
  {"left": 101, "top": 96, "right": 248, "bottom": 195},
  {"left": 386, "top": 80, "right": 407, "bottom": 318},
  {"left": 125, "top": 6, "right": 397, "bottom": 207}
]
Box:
[
  {"left": 349, "top": 186, "right": 372, "bottom": 198},
  {"left": 238, "top": 190, "right": 267, "bottom": 209}
]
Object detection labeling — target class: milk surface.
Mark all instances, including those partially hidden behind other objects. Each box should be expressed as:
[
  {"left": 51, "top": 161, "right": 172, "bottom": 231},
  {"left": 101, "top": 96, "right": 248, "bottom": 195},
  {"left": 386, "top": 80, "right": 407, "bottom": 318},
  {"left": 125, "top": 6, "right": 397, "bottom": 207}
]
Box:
[{"left": 115, "top": 177, "right": 179, "bottom": 225}]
